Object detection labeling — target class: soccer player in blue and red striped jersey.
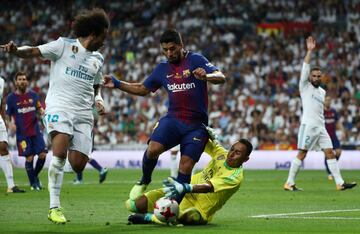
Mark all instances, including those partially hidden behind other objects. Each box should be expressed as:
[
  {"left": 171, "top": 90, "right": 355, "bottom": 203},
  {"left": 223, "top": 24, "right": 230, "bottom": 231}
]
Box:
[
  {"left": 324, "top": 96, "right": 343, "bottom": 180},
  {"left": 6, "top": 71, "right": 47, "bottom": 190},
  {"left": 104, "top": 29, "right": 226, "bottom": 202}
]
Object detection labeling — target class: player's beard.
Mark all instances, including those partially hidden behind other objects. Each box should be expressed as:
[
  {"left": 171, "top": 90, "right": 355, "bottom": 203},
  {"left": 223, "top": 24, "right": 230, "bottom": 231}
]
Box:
[{"left": 311, "top": 80, "right": 320, "bottom": 88}]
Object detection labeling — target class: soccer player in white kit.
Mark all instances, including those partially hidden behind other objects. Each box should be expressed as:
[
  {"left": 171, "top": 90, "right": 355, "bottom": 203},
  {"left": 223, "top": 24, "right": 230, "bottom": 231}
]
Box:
[
  {"left": 0, "top": 77, "right": 25, "bottom": 193},
  {"left": 1, "top": 8, "right": 110, "bottom": 223},
  {"left": 284, "top": 36, "right": 356, "bottom": 191}
]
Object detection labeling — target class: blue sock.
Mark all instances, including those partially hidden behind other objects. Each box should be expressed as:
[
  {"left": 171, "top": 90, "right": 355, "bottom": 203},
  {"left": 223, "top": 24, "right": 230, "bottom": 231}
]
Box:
[
  {"left": 34, "top": 158, "right": 45, "bottom": 177},
  {"left": 77, "top": 171, "right": 83, "bottom": 181},
  {"left": 141, "top": 151, "right": 158, "bottom": 185},
  {"left": 176, "top": 171, "right": 191, "bottom": 184},
  {"left": 89, "top": 158, "right": 102, "bottom": 172},
  {"left": 25, "top": 160, "right": 35, "bottom": 186},
  {"left": 324, "top": 158, "right": 331, "bottom": 175}
]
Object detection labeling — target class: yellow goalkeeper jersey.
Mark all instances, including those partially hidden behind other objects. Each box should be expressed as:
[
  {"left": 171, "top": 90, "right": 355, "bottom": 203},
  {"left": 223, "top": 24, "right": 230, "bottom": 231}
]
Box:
[{"left": 180, "top": 140, "right": 244, "bottom": 222}]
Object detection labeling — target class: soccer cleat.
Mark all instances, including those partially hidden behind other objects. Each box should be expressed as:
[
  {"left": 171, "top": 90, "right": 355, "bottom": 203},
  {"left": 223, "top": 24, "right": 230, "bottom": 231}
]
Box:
[
  {"left": 48, "top": 207, "right": 67, "bottom": 224},
  {"left": 7, "top": 186, "right": 26, "bottom": 193},
  {"left": 31, "top": 184, "right": 41, "bottom": 191},
  {"left": 283, "top": 183, "right": 303, "bottom": 191},
  {"left": 34, "top": 177, "right": 44, "bottom": 190},
  {"left": 336, "top": 182, "right": 357, "bottom": 191},
  {"left": 99, "top": 168, "right": 108, "bottom": 184},
  {"left": 127, "top": 213, "right": 151, "bottom": 225},
  {"left": 73, "top": 179, "right": 83, "bottom": 185},
  {"left": 328, "top": 175, "right": 334, "bottom": 181},
  {"left": 129, "top": 182, "right": 147, "bottom": 200}
]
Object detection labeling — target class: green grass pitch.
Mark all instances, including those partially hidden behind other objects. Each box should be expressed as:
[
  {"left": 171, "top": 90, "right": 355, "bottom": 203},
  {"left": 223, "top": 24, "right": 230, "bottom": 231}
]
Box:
[{"left": 0, "top": 168, "right": 359, "bottom": 233}]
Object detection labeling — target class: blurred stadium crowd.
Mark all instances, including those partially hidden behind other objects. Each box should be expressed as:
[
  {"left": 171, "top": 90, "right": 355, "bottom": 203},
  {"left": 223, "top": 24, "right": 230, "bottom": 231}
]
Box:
[{"left": 0, "top": 0, "right": 359, "bottom": 150}]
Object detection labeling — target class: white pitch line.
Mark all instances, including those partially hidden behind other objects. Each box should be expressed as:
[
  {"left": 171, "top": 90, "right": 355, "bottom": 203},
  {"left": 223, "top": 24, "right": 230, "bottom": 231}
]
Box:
[
  {"left": 251, "top": 209, "right": 360, "bottom": 218},
  {"left": 262, "top": 216, "right": 360, "bottom": 220}
]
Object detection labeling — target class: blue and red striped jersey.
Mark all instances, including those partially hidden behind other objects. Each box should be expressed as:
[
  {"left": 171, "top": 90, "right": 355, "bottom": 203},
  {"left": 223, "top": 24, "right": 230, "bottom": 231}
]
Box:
[
  {"left": 143, "top": 51, "right": 218, "bottom": 125},
  {"left": 6, "top": 90, "right": 42, "bottom": 137},
  {"left": 324, "top": 108, "right": 338, "bottom": 139}
]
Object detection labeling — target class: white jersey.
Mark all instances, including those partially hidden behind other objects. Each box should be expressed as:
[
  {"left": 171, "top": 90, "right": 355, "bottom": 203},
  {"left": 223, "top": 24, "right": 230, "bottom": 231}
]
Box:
[
  {"left": 0, "top": 77, "right": 5, "bottom": 130},
  {"left": 299, "top": 62, "right": 326, "bottom": 126},
  {"left": 38, "top": 37, "right": 103, "bottom": 119}
]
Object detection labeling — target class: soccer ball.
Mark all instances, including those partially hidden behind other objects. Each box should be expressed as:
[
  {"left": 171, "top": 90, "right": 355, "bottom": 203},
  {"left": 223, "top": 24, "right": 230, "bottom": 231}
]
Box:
[{"left": 153, "top": 197, "right": 179, "bottom": 223}]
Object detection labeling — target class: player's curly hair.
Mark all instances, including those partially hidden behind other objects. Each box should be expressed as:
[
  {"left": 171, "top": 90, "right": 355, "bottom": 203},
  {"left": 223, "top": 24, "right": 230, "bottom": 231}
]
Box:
[
  {"left": 239, "top": 139, "right": 253, "bottom": 156},
  {"left": 72, "top": 8, "right": 110, "bottom": 37}
]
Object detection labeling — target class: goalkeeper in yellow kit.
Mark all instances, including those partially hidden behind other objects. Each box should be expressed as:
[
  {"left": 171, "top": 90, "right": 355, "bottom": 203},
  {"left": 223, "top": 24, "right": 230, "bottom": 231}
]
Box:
[{"left": 126, "top": 130, "right": 253, "bottom": 225}]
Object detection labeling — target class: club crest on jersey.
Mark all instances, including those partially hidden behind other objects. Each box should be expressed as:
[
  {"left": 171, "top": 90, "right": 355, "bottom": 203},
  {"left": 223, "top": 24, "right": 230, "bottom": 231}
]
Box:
[
  {"left": 72, "top": 46, "right": 79, "bottom": 54},
  {"left": 29, "top": 98, "right": 33, "bottom": 104},
  {"left": 174, "top": 73, "right": 182, "bottom": 79},
  {"left": 20, "top": 140, "right": 27, "bottom": 151},
  {"left": 217, "top": 155, "right": 225, "bottom": 160},
  {"left": 93, "top": 62, "right": 98, "bottom": 70},
  {"left": 182, "top": 69, "right": 190, "bottom": 78}
]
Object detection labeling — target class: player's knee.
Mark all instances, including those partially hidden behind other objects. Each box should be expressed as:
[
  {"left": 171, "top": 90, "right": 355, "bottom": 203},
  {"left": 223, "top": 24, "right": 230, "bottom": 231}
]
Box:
[
  {"left": 0, "top": 142, "right": 9, "bottom": 155},
  {"left": 38, "top": 152, "right": 47, "bottom": 160},
  {"left": 146, "top": 142, "right": 164, "bottom": 159},
  {"left": 26, "top": 156, "right": 34, "bottom": 162},
  {"left": 125, "top": 199, "right": 139, "bottom": 213},
  {"left": 324, "top": 148, "right": 335, "bottom": 159},
  {"left": 179, "top": 157, "right": 195, "bottom": 174}
]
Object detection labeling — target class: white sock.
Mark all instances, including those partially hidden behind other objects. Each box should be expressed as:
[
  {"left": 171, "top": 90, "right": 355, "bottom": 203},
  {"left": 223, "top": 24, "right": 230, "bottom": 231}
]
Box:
[
  {"left": 0, "top": 155, "right": 15, "bottom": 189},
  {"left": 286, "top": 158, "right": 302, "bottom": 185},
  {"left": 170, "top": 154, "right": 178, "bottom": 178},
  {"left": 48, "top": 156, "right": 65, "bottom": 208},
  {"left": 326, "top": 159, "right": 344, "bottom": 185}
]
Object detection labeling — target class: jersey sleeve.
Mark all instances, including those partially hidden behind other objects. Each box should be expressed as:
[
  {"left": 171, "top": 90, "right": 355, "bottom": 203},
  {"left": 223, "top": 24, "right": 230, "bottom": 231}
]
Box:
[
  {"left": 33, "top": 93, "right": 42, "bottom": 109},
  {"left": 5, "top": 95, "right": 14, "bottom": 116},
  {"left": 143, "top": 64, "right": 163, "bottom": 92},
  {"left": 37, "top": 37, "right": 65, "bottom": 61},
  {"left": 204, "top": 139, "right": 228, "bottom": 159},
  {"left": 94, "top": 66, "right": 103, "bottom": 85},
  {"left": 299, "top": 62, "right": 310, "bottom": 91},
  {"left": 191, "top": 53, "right": 218, "bottom": 74},
  {"left": 209, "top": 168, "right": 243, "bottom": 192}
]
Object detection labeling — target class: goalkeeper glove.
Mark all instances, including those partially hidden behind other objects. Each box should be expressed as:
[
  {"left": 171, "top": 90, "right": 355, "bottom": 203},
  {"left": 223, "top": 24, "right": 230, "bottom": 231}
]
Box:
[
  {"left": 203, "top": 124, "right": 219, "bottom": 142},
  {"left": 162, "top": 177, "right": 193, "bottom": 199}
]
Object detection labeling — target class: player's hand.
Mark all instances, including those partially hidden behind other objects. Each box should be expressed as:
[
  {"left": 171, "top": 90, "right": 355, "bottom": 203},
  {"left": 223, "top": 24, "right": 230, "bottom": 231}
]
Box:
[
  {"left": 193, "top": 68, "right": 207, "bottom": 81},
  {"left": 103, "top": 74, "right": 115, "bottom": 88},
  {"left": 306, "top": 36, "right": 316, "bottom": 51},
  {"left": 95, "top": 100, "right": 106, "bottom": 115},
  {"left": 0, "top": 41, "right": 18, "bottom": 54},
  {"left": 203, "top": 124, "right": 219, "bottom": 142},
  {"left": 162, "top": 177, "right": 192, "bottom": 199}
]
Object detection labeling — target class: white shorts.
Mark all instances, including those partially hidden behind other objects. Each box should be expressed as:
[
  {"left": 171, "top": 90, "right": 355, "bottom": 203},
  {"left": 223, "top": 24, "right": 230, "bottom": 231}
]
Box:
[
  {"left": 297, "top": 124, "right": 333, "bottom": 151},
  {"left": 0, "top": 119, "right": 8, "bottom": 142},
  {"left": 170, "top": 144, "right": 180, "bottom": 152},
  {"left": 43, "top": 110, "right": 93, "bottom": 156}
]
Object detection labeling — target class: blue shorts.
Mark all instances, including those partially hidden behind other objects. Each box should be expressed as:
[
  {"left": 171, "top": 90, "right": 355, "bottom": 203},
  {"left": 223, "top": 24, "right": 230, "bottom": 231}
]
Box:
[
  {"left": 17, "top": 134, "right": 47, "bottom": 157},
  {"left": 331, "top": 137, "right": 340, "bottom": 149},
  {"left": 150, "top": 117, "right": 209, "bottom": 162}
]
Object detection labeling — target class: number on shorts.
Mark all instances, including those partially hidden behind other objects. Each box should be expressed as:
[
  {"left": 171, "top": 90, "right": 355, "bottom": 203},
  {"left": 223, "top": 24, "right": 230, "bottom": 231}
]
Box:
[
  {"left": 305, "top": 135, "right": 310, "bottom": 145},
  {"left": 47, "top": 114, "right": 59, "bottom": 123}
]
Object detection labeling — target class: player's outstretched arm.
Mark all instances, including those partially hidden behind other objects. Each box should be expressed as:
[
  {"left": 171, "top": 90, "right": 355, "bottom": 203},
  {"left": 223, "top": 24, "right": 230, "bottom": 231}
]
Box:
[
  {"left": 163, "top": 177, "right": 214, "bottom": 199},
  {"left": 1, "top": 41, "right": 41, "bottom": 58},
  {"left": 103, "top": 74, "right": 151, "bottom": 96},
  {"left": 304, "top": 36, "right": 316, "bottom": 64},
  {"left": 193, "top": 68, "right": 226, "bottom": 84}
]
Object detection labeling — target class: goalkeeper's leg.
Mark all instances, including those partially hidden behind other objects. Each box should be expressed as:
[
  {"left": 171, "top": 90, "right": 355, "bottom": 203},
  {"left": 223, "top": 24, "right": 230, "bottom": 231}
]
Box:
[
  {"left": 179, "top": 207, "right": 207, "bottom": 225},
  {"left": 125, "top": 188, "right": 165, "bottom": 213}
]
